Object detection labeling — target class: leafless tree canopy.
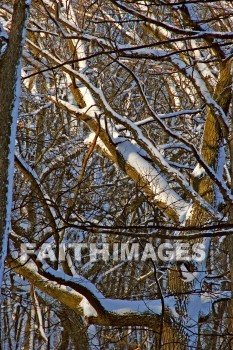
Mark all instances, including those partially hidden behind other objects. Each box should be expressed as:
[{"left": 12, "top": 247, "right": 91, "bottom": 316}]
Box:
[{"left": 1, "top": 0, "right": 233, "bottom": 349}]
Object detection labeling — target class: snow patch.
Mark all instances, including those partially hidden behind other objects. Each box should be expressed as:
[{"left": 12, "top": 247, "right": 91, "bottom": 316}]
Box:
[
  {"left": 80, "top": 298, "right": 97, "bottom": 317},
  {"left": 192, "top": 164, "right": 205, "bottom": 178}
]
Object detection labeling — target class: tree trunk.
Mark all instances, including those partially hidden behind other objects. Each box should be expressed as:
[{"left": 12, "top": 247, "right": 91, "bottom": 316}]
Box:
[
  {"left": 163, "top": 58, "right": 232, "bottom": 349},
  {"left": 0, "top": 0, "right": 30, "bottom": 289}
]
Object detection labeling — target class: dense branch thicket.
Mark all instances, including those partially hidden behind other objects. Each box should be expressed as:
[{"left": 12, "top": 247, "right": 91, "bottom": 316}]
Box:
[{"left": 1, "top": 0, "right": 233, "bottom": 349}]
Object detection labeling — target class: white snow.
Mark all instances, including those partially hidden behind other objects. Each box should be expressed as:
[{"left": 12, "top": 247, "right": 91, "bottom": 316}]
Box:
[
  {"left": 192, "top": 164, "right": 205, "bottom": 178},
  {"left": 80, "top": 298, "right": 98, "bottom": 317},
  {"left": 0, "top": 3, "right": 30, "bottom": 289}
]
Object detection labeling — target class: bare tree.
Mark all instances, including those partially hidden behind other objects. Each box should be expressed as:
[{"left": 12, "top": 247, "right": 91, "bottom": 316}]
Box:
[
  {"left": 0, "top": 0, "right": 30, "bottom": 290},
  {"left": 1, "top": 0, "right": 233, "bottom": 348}
]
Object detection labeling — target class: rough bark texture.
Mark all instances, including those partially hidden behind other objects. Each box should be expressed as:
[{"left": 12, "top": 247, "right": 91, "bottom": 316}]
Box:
[
  {"left": 0, "top": 0, "right": 30, "bottom": 288},
  {"left": 163, "top": 58, "right": 233, "bottom": 349}
]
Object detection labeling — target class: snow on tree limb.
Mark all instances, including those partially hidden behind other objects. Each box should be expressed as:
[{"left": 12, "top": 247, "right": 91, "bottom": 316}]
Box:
[
  {"left": 7, "top": 256, "right": 230, "bottom": 330},
  {"left": 0, "top": 0, "right": 30, "bottom": 291}
]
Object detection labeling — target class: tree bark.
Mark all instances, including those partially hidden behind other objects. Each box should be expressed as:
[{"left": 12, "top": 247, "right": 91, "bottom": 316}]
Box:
[
  {"left": 0, "top": 0, "right": 30, "bottom": 289},
  {"left": 163, "top": 58, "right": 233, "bottom": 349}
]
